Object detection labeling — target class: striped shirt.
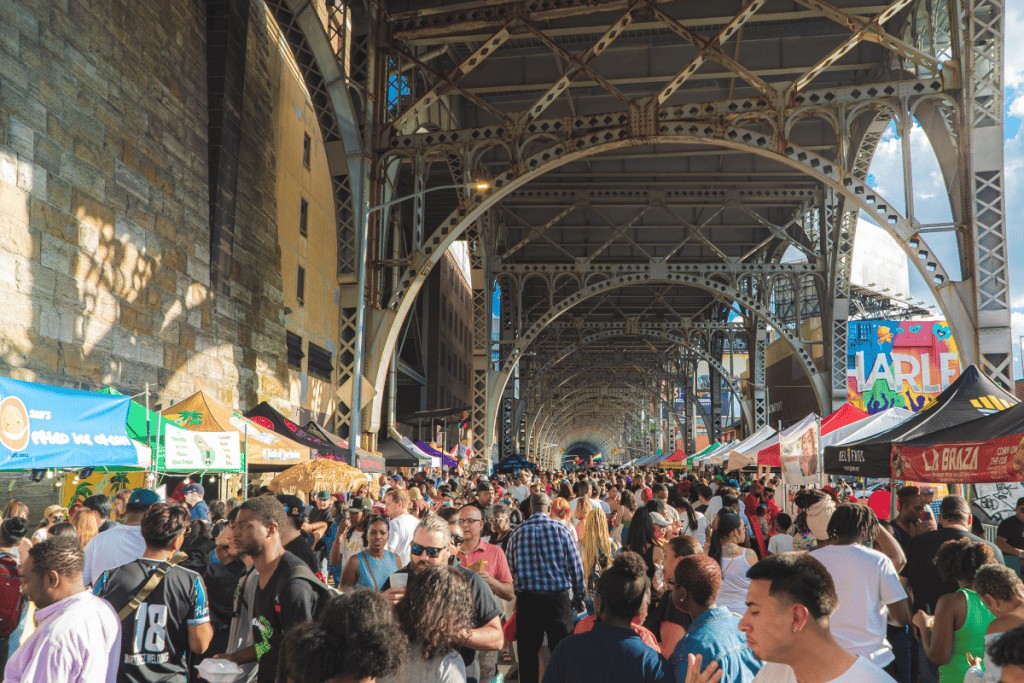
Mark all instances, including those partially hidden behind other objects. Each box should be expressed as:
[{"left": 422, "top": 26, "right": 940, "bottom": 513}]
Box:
[{"left": 507, "top": 513, "right": 585, "bottom": 604}]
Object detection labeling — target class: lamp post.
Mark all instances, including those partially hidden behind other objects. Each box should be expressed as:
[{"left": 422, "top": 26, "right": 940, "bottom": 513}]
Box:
[{"left": 349, "top": 179, "right": 491, "bottom": 465}]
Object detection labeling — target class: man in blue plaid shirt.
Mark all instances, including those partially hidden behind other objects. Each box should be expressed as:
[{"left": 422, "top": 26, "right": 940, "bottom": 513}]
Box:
[{"left": 507, "top": 493, "right": 585, "bottom": 683}]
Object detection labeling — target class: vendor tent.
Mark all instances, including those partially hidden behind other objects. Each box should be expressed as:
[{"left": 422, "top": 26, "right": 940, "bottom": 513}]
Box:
[
  {"left": 893, "top": 398, "right": 1024, "bottom": 483},
  {"left": 416, "top": 441, "right": 458, "bottom": 468},
  {"left": 302, "top": 421, "right": 385, "bottom": 473},
  {"left": 820, "top": 408, "right": 913, "bottom": 450},
  {"left": 0, "top": 375, "right": 145, "bottom": 470},
  {"left": 701, "top": 440, "right": 737, "bottom": 466},
  {"left": 757, "top": 403, "right": 871, "bottom": 468},
  {"left": 494, "top": 452, "right": 538, "bottom": 473},
  {"left": 687, "top": 442, "right": 722, "bottom": 468},
  {"left": 245, "top": 402, "right": 346, "bottom": 460},
  {"left": 823, "top": 365, "right": 1017, "bottom": 477},
  {"left": 162, "top": 391, "right": 311, "bottom": 468},
  {"left": 97, "top": 387, "right": 165, "bottom": 459},
  {"left": 726, "top": 425, "right": 778, "bottom": 471},
  {"left": 660, "top": 448, "right": 689, "bottom": 469},
  {"left": 379, "top": 434, "right": 432, "bottom": 467}
]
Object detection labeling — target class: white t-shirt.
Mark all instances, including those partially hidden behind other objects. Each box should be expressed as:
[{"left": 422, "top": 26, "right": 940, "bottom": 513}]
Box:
[
  {"left": 810, "top": 544, "right": 907, "bottom": 666},
  {"left": 31, "top": 527, "right": 47, "bottom": 544},
  {"left": 568, "top": 498, "right": 601, "bottom": 515},
  {"left": 679, "top": 511, "right": 708, "bottom": 542},
  {"left": 768, "top": 533, "right": 795, "bottom": 554},
  {"left": 387, "top": 513, "right": 421, "bottom": 566},
  {"left": 82, "top": 524, "right": 146, "bottom": 585},
  {"left": 510, "top": 484, "right": 530, "bottom": 503},
  {"left": 753, "top": 657, "right": 895, "bottom": 682}
]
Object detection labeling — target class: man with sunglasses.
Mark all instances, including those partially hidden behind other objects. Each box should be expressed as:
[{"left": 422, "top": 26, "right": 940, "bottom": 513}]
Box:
[{"left": 383, "top": 515, "right": 503, "bottom": 683}]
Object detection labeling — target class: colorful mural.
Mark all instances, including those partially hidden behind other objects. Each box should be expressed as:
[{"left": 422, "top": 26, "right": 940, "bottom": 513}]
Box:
[{"left": 847, "top": 320, "right": 961, "bottom": 415}]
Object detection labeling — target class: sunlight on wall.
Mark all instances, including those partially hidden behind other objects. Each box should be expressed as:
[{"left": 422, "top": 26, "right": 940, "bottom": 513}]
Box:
[{"left": 0, "top": 149, "right": 35, "bottom": 378}]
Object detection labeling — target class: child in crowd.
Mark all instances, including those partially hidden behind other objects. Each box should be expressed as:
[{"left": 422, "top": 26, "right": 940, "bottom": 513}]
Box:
[{"left": 767, "top": 512, "right": 794, "bottom": 554}]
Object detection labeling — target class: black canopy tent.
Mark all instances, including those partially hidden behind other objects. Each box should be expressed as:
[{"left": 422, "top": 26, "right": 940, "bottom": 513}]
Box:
[
  {"left": 379, "top": 435, "right": 432, "bottom": 468},
  {"left": 302, "top": 420, "right": 386, "bottom": 473},
  {"left": 244, "top": 402, "right": 347, "bottom": 459},
  {"left": 823, "top": 365, "right": 1018, "bottom": 478},
  {"left": 493, "top": 453, "right": 538, "bottom": 474}
]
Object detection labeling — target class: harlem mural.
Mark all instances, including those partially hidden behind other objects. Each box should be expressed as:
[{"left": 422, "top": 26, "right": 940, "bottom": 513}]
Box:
[{"left": 847, "top": 320, "right": 962, "bottom": 414}]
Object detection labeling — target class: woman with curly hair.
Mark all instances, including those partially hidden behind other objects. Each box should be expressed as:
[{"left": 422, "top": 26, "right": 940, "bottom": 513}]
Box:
[
  {"left": 280, "top": 589, "right": 406, "bottom": 683},
  {"left": 971, "top": 564, "right": 1024, "bottom": 681},
  {"left": 379, "top": 564, "right": 475, "bottom": 683},
  {"left": 912, "top": 538, "right": 996, "bottom": 682},
  {"left": 579, "top": 506, "right": 612, "bottom": 607}
]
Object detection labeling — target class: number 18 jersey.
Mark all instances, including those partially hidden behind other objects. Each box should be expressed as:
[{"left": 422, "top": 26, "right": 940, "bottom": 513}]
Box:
[{"left": 94, "top": 557, "right": 210, "bottom": 683}]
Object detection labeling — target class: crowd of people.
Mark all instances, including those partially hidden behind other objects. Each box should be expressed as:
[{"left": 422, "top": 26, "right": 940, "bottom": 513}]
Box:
[{"left": 1, "top": 467, "right": 1024, "bottom": 683}]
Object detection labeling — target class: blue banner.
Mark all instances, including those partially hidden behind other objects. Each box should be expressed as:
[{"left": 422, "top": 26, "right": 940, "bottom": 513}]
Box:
[{"left": 0, "top": 376, "right": 140, "bottom": 470}]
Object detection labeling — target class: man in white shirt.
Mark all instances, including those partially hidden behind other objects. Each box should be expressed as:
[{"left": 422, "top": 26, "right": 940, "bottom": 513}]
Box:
[
  {"left": 82, "top": 488, "right": 159, "bottom": 586},
  {"left": 738, "top": 553, "right": 895, "bottom": 683},
  {"left": 811, "top": 505, "right": 909, "bottom": 670},
  {"left": 509, "top": 473, "right": 531, "bottom": 504},
  {"left": 568, "top": 480, "right": 601, "bottom": 515},
  {"left": 384, "top": 488, "right": 420, "bottom": 565},
  {"left": 7, "top": 536, "right": 120, "bottom": 682}
]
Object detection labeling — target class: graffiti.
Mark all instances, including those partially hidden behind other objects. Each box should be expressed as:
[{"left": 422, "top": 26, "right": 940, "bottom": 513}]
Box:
[
  {"left": 973, "top": 483, "right": 1024, "bottom": 524},
  {"left": 847, "top": 320, "right": 961, "bottom": 415}
]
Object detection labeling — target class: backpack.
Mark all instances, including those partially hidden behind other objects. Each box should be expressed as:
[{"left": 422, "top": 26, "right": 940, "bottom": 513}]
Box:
[
  {"left": 0, "top": 551, "right": 25, "bottom": 638},
  {"left": 284, "top": 561, "right": 342, "bottom": 621}
]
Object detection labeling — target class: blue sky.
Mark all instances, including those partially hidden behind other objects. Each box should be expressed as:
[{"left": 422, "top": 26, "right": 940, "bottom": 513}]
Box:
[{"left": 864, "top": 1, "right": 1024, "bottom": 377}]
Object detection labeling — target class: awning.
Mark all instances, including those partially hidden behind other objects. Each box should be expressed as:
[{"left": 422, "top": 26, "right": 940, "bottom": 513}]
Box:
[
  {"left": 245, "top": 402, "right": 347, "bottom": 460},
  {"left": 415, "top": 441, "right": 458, "bottom": 468},
  {"left": 380, "top": 432, "right": 432, "bottom": 467},
  {"left": 823, "top": 365, "right": 1018, "bottom": 477},
  {"left": 0, "top": 375, "right": 145, "bottom": 470},
  {"left": 722, "top": 425, "right": 777, "bottom": 470},
  {"left": 162, "top": 391, "right": 310, "bottom": 468},
  {"left": 302, "top": 421, "right": 386, "bottom": 474}
]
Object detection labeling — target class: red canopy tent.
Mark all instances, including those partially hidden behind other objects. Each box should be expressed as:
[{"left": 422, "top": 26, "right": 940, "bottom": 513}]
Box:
[
  {"left": 757, "top": 403, "right": 870, "bottom": 467},
  {"left": 661, "top": 448, "right": 689, "bottom": 469}
]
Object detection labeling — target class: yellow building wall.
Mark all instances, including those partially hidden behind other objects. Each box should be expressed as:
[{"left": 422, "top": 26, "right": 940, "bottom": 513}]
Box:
[{"left": 268, "top": 11, "right": 339, "bottom": 424}]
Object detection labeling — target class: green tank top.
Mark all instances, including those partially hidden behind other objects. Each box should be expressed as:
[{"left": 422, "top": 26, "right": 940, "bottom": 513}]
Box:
[{"left": 939, "top": 588, "right": 994, "bottom": 683}]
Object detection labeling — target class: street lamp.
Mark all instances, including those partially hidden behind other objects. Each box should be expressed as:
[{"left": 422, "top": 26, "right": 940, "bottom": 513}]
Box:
[{"left": 349, "top": 179, "right": 491, "bottom": 465}]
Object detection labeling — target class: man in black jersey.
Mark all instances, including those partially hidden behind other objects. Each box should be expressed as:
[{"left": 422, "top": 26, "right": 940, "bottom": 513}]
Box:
[
  {"left": 94, "top": 503, "right": 213, "bottom": 683},
  {"left": 216, "top": 495, "right": 326, "bottom": 683}
]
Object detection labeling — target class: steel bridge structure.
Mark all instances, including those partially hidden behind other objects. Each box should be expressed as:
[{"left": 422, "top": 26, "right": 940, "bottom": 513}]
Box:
[{"left": 263, "top": 0, "right": 1010, "bottom": 466}]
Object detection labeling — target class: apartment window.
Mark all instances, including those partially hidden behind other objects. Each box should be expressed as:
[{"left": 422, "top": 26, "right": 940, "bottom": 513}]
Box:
[
  {"left": 286, "top": 331, "right": 304, "bottom": 369},
  {"left": 299, "top": 198, "right": 309, "bottom": 237},
  {"left": 307, "top": 343, "right": 333, "bottom": 380},
  {"left": 302, "top": 132, "right": 311, "bottom": 168},
  {"left": 297, "top": 266, "right": 305, "bottom": 306}
]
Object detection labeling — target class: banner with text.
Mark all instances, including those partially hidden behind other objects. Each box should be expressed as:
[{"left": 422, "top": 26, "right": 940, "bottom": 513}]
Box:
[
  {"left": 893, "top": 435, "right": 1024, "bottom": 484},
  {"left": 847, "top": 320, "right": 961, "bottom": 414},
  {"left": 161, "top": 423, "right": 242, "bottom": 472},
  {"left": 0, "top": 375, "right": 142, "bottom": 470},
  {"left": 779, "top": 414, "right": 820, "bottom": 485}
]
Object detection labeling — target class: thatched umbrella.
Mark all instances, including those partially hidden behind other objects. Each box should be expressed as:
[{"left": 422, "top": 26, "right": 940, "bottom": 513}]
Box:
[{"left": 267, "top": 458, "right": 371, "bottom": 497}]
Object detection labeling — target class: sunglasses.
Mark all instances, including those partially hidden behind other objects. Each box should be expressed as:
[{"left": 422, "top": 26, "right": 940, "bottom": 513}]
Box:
[{"left": 410, "top": 543, "right": 446, "bottom": 558}]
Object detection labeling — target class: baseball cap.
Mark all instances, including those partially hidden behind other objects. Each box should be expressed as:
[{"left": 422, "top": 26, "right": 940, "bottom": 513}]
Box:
[
  {"left": 277, "top": 494, "right": 307, "bottom": 519},
  {"left": 127, "top": 489, "right": 161, "bottom": 509},
  {"left": 182, "top": 483, "right": 205, "bottom": 497},
  {"left": 649, "top": 512, "right": 671, "bottom": 527},
  {"left": 315, "top": 490, "right": 332, "bottom": 500},
  {"left": 346, "top": 496, "right": 373, "bottom": 512},
  {"left": 920, "top": 485, "right": 935, "bottom": 494}
]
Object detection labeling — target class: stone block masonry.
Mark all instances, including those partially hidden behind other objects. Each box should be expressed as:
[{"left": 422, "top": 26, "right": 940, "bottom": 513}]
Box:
[{"left": 0, "top": 0, "right": 288, "bottom": 410}]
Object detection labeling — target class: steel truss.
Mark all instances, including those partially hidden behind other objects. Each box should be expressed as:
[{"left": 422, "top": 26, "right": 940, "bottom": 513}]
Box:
[{"left": 263, "top": 0, "right": 1009, "bottom": 460}]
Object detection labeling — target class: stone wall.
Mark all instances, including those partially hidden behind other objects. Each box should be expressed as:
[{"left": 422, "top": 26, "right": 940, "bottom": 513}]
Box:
[{"left": 0, "top": 0, "right": 288, "bottom": 410}]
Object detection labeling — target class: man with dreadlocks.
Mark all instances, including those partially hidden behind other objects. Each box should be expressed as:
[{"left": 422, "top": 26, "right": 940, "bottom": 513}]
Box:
[{"left": 811, "top": 504, "right": 911, "bottom": 681}]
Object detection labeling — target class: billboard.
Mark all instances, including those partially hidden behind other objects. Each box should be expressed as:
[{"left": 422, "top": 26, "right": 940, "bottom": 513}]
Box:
[{"left": 847, "top": 320, "right": 960, "bottom": 415}]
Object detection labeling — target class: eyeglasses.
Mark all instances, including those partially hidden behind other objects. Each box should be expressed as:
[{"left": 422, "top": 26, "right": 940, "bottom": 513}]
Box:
[
  {"left": 410, "top": 543, "right": 446, "bottom": 558},
  {"left": 457, "top": 518, "right": 483, "bottom": 526}
]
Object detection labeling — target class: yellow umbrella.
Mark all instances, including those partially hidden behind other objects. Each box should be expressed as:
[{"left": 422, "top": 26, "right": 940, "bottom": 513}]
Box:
[{"left": 267, "top": 459, "right": 370, "bottom": 497}]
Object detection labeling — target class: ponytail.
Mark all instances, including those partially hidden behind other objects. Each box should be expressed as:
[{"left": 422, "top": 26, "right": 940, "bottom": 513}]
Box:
[{"left": 709, "top": 513, "right": 743, "bottom": 564}]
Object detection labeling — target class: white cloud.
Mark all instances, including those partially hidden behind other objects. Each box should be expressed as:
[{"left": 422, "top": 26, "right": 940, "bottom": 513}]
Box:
[{"left": 1006, "top": 2, "right": 1024, "bottom": 89}]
